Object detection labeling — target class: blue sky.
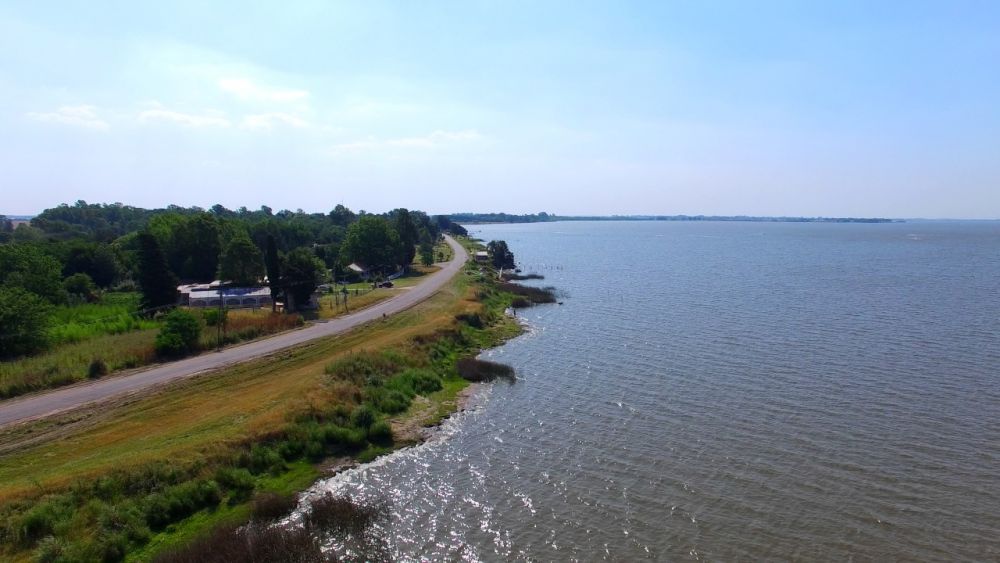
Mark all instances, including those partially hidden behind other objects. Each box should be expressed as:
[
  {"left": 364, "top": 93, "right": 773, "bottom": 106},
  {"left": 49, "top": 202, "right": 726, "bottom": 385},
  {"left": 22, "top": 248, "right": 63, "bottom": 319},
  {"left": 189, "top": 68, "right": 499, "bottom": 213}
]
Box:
[{"left": 2, "top": 1, "right": 998, "bottom": 218}]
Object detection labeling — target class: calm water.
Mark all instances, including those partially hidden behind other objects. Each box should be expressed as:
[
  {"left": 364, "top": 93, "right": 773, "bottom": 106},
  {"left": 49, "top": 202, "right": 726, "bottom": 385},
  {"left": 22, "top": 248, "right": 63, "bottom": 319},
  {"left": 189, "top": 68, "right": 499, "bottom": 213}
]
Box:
[{"left": 304, "top": 221, "right": 1000, "bottom": 561}]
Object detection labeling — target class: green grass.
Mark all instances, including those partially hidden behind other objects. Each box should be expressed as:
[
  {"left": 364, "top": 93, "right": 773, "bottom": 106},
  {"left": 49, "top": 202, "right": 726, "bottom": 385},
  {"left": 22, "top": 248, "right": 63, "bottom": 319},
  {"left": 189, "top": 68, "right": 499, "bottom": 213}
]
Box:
[
  {"left": 0, "top": 260, "right": 526, "bottom": 562},
  {"left": 48, "top": 293, "right": 158, "bottom": 345},
  {"left": 0, "top": 307, "right": 304, "bottom": 400},
  {"left": 127, "top": 462, "right": 319, "bottom": 562}
]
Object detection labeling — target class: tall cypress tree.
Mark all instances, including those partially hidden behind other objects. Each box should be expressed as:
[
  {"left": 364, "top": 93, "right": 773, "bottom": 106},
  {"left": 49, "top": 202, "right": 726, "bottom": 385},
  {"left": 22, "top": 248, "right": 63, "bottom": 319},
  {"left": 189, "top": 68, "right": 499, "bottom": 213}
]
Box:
[
  {"left": 137, "top": 232, "right": 179, "bottom": 312},
  {"left": 264, "top": 234, "right": 282, "bottom": 312}
]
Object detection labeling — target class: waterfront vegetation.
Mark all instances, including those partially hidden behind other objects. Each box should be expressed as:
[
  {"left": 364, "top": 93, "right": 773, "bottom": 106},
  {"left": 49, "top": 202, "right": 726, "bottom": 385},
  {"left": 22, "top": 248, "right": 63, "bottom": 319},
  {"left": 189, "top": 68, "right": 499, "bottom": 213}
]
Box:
[
  {"left": 1, "top": 202, "right": 470, "bottom": 401},
  {"left": 0, "top": 245, "right": 532, "bottom": 562}
]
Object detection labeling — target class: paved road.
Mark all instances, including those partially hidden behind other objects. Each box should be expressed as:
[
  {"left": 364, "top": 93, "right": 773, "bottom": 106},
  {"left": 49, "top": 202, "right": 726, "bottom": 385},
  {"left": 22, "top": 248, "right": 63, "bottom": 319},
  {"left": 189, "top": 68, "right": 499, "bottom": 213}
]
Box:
[{"left": 0, "top": 236, "right": 468, "bottom": 428}]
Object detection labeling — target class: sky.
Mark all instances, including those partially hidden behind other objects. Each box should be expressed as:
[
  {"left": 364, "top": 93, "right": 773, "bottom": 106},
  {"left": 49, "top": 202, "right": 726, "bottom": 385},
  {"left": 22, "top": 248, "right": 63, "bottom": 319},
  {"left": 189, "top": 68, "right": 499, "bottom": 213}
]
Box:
[{"left": 1, "top": 1, "right": 999, "bottom": 219}]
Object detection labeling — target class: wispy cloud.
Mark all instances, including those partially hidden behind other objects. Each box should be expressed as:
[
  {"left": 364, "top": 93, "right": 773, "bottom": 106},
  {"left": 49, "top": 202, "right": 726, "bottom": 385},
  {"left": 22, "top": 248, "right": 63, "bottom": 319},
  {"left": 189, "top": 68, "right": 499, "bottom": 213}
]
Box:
[
  {"left": 218, "top": 78, "right": 308, "bottom": 103},
  {"left": 240, "top": 112, "right": 309, "bottom": 130},
  {"left": 331, "top": 129, "right": 483, "bottom": 153},
  {"left": 138, "top": 108, "right": 231, "bottom": 128},
  {"left": 26, "top": 105, "right": 110, "bottom": 130}
]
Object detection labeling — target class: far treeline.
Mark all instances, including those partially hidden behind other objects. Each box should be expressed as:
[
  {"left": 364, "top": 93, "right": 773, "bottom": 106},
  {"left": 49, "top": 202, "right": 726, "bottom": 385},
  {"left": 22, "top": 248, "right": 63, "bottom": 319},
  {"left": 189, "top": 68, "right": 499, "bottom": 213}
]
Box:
[
  {"left": 0, "top": 202, "right": 468, "bottom": 360},
  {"left": 449, "top": 212, "right": 899, "bottom": 223}
]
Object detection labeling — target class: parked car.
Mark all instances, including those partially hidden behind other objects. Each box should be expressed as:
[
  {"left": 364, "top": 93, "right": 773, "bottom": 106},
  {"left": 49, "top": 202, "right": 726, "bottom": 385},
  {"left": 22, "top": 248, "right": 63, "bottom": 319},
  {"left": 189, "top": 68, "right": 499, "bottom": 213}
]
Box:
[{"left": 379, "top": 281, "right": 394, "bottom": 288}]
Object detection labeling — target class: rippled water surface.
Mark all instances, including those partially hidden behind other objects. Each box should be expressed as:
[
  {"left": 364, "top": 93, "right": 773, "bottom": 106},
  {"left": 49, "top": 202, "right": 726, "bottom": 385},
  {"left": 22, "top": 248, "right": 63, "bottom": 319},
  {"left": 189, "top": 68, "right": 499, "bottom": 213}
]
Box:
[{"left": 308, "top": 221, "right": 1000, "bottom": 561}]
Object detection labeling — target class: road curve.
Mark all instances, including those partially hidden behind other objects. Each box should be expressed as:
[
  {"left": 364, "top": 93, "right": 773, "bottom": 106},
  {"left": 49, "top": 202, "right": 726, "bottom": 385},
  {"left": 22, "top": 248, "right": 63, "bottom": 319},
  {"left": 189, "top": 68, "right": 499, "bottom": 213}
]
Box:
[{"left": 0, "top": 236, "right": 468, "bottom": 428}]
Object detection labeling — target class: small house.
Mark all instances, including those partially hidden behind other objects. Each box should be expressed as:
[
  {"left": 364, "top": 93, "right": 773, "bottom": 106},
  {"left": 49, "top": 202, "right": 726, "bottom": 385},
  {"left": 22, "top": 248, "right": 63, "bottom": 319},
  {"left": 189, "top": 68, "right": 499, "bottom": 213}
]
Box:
[{"left": 474, "top": 251, "right": 490, "bottom": 263}]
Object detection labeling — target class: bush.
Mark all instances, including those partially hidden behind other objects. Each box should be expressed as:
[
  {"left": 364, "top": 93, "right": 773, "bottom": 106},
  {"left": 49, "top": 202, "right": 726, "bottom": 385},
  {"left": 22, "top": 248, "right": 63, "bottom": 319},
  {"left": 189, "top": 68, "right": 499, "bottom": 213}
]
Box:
[
  {"left": 64, "top": 273, "right": 99, "bottom": 302},
  {"left": 154, "top": 309, "right": 201, "bottom": 357},
  {"left": 144, "top": 480, "right": 222, "bottom": 530},
  {"left": 15, "top": 497, "right": 75, "bottom": 546},
  {"left": 305, "top": 493, "right": 387, "bottom": 537},
  {"left": 367, "top": 421, "right": 392, "bottom": 445},
  {"left": 202, "top": 308, "right": 227, "bottom": 327},
  {"left": 152, "top": 522, "right": 325, "bottom": 563},
  {"left": 242, "top": 445, "right": 284, "bottom": 475},
  {"left": 215, "top": 467, "right": 255, "bottom": 499},
  {"left": 456, "top": 357, "right": 516, "bottom": 382},
  {"left": 89, "top": 357, "right": 109, "bottom": 378},
  {"left": 350, "top": 405, "right": 376, "bottom": 429},
  {"left": 455, "top": 312, "right": 484, "bottom": 328},
  {"left": 250, "top": 492, "right": 298, "bottom": 523}
]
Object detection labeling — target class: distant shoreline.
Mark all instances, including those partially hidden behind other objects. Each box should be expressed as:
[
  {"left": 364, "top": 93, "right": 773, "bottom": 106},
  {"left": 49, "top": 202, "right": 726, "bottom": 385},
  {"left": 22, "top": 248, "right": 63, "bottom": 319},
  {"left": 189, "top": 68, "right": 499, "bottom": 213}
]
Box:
[{"left": 453, "top": 214, "right": 902, "bottom": 224}]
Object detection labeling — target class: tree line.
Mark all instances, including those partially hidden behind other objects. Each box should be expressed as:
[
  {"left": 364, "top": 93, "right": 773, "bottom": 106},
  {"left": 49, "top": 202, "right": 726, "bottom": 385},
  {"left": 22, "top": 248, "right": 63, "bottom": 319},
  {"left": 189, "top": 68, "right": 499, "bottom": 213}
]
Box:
[{"left": 0, "top": 202, "right": 468, "bottom": 359}]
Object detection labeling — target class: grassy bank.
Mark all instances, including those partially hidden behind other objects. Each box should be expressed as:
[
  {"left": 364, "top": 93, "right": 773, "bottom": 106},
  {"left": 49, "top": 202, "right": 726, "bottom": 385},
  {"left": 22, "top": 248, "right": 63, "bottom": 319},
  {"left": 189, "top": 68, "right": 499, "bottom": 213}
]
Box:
[
  {"left": 0, "top": 250, "right": 528, "bottom": 562},
  {"left": 0, "top": 307, "right": 304, "bottom": 400}
]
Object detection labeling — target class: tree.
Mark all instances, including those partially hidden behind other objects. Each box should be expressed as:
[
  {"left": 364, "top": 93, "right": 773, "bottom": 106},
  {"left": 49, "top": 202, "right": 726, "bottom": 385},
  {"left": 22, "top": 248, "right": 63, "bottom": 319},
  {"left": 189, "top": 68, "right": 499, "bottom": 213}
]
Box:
[
  {"left": 218, "top": 231, "right": 264, "bottom": 286},
  {"left": 0, "top": 215, "right": 11, "bottom": 243},
  {"left": 283, "top": 248, "right": 326, "bottom": 311},
  {"left": 341, "top": 216, "right": 401, "bottom": 274},
  {"left": 264, "top": 234, "right": 282, "bottom": 312},
  {"left": 487, "top": 240, "right": 516, "bottom": 270},
  {"left": 137, "top": 232, "right": 179, "bottom": 311},
  {"left": 176, "top": 213, "right": 222, "bottom": 281},
  {"left": 390, "top": 208, "right": 419, "bottom": 267},
  {"left": 62, "top": 242, "right": 120, "bottom": 288},
  {"left": 0, "top": 244, "right": 65, "bottom": 304},
  {"left": 64, "top": 273, "right": 99, "bottom": 302},
  {"left": 0, "top": 287, "right": 51, "bottom": 358},
  {"left": 419, "top": 241, "right": 435, "bottom": 266},
  {"left": 329, "top": 204, "right": 356, "bottom": 227},
  {"left": 154, "top": 309, "right": 202, "bottom": 357}
]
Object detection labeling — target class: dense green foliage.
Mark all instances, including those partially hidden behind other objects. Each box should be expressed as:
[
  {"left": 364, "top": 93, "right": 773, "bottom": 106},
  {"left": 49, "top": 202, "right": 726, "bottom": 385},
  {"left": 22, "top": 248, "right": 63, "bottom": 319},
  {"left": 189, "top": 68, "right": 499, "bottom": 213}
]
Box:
[
  {"left": 283, "top": 248, "right": 327, "bottom": 311},
  {"left": 487, "top": 239, "right": 516, "bottom": 270},
  {"left": 341, "top": 215, "right": 402, "bottom": 274},
  {"left": 0, "top": 201, "right": 452, "bottom": 387},
  {"left": 154, "top": 309, "right": 202, "bottom": 357},
  {"left": 0, "top": 244, "right": 65, "bottom": 303},
  {"left": 0, "top": 287, "right": 51, "bottom": 358},
  {"left": 137, "top": 232, "right": 179, "bottom": 311},
  {"left": 218, "top": 230, "right": 264, "bottom": 286}
]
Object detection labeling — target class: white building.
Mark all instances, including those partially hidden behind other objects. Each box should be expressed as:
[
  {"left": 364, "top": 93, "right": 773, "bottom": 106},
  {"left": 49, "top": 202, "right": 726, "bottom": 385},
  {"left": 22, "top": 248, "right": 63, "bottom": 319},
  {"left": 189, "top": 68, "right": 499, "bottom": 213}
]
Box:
[{"left": 178, "top": 282, "right": 273, "bottom": 309}]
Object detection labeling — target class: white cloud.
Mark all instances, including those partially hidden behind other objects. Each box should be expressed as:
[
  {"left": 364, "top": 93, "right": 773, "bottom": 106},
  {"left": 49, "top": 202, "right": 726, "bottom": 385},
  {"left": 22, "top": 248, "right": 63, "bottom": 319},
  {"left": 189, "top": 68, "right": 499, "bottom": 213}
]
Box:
[
  {"left": 26, "top": 105, "right": 110, "bottom": 130},
  {"left": 218, "top": 78, "right": 309, "bottom": 102},
  {"left": 331, "top": 129, "right": 483, "bottom": 153},
  {"left": 138, "top": 109, "right": 231, "bottom": 128},
  {"left": 240, "top": 112, "right": 309, "bottom": 130}
]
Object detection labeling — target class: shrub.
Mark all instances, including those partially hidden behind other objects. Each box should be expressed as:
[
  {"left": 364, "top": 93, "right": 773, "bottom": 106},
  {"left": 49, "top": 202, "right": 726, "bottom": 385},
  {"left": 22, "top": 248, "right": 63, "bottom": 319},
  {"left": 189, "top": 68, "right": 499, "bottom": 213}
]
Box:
[
  {"left": 366, "top": 387, "right": 411, "bottom": 414},
  {"left": 456, "top": 357, "right": 516, "bottom": 382},
  {"left": 455, "top": 312, "right": 484, "bottom": 328},
  {"left": 63, "top": 273, "right": 100, "bottom": 303},
  {"left": 351, "top": 405, "right": 376, "bottom": 429},
  {"left": 154, "top": 309, "right": 201, "bottom": 357},
  {"left": 202, "top": 308, "right": 227, "bottom": 327},
  {"left": 214, "top": 467, "right": 255, "bottom": 499},
  {"left": 243, "top": 445, "right": 284, "bottom": 475},
  {"left": 367, "top": 421, "right": 392, "bottom": 445},
  {"left": 15, "top": 498, "right": 73, "bottom": 547},
  {"left": 144, "top": 480, "right": 222, "bottom": 530},
  {"left": 152, "top": 522, "right": 325, "bottom": 563},
  {"left": 88, "top": 357, "right": 109, "bottom": 378},
  {"left": 305, "top": 494, "right": 384, "bottom": 534},
  {"left": 396, "top": 368, "right": 442, "bottom": 394},
  {"left": 250, "top": 492, "right": 298, "bottom": 523}
]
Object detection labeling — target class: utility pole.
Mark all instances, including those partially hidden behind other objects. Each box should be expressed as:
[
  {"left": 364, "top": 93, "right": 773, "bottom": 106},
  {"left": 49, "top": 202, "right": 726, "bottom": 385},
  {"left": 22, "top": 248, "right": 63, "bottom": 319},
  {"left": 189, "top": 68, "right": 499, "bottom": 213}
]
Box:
[{"left": 216, "top": 283, "right": 223, "bottom": 350}]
